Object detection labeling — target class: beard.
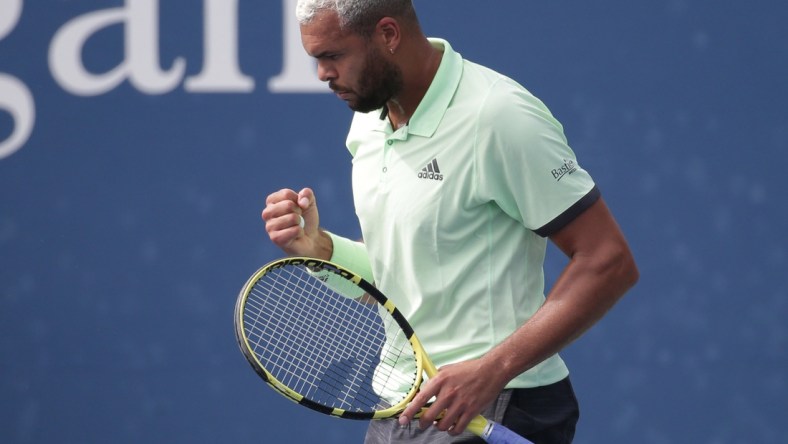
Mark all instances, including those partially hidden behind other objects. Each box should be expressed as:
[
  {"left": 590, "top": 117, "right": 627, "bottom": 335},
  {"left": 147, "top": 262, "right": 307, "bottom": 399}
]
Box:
[{"left": 330, "top": 46, "right": 403, "bottom": 113}]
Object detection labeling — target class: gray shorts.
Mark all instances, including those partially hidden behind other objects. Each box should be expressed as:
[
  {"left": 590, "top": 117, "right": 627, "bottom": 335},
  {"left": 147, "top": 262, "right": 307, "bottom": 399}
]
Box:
[{"left": 364, "top": 377, "right": 579, "bottom": 444}]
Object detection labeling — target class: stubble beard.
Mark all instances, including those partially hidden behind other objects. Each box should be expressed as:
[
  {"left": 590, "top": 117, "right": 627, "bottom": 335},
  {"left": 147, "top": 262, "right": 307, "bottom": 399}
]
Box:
[{"left": 332, "top": 47, "right": 403, "bottom": 113}]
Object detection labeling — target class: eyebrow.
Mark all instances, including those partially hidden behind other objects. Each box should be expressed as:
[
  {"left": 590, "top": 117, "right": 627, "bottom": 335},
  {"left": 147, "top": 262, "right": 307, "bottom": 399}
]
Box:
[{"left": 311, "top": 48, "right": 342, "bottom": 59}]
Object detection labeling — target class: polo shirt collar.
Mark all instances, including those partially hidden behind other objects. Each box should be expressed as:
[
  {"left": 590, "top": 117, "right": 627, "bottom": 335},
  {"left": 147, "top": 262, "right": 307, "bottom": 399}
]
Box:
[{"left": 376, "top": 38, "right": 463, "bottom": 138}]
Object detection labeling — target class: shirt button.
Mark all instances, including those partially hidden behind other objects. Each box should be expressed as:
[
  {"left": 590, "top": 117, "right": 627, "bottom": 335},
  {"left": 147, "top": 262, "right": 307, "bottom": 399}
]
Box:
[
  {"left": 387, "top": 140, "right": 393, "bottom": 145},
  {"left": 382, "top": 167, "right": 388, "bottom": 173}
]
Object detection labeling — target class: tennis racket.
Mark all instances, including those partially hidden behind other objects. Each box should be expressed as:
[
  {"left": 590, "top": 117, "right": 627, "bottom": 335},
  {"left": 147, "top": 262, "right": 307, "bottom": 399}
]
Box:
[{"left": 234, "top": 256, "right": 532, "bottom": 444}]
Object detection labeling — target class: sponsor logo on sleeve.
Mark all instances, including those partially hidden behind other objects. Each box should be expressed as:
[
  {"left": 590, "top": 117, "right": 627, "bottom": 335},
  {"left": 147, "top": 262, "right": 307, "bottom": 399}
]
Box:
[{"left": 551, "top": 159, "right": 578, "bottom": 182}]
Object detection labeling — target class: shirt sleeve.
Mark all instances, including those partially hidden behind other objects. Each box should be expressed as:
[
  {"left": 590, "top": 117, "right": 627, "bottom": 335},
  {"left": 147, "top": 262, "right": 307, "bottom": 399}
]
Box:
[{"left": 473, "top": 77, "right": 599, "bottom": 237}]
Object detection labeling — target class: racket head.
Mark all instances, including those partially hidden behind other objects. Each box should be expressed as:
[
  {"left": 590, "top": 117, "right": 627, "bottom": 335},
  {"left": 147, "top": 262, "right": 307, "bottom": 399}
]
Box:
[{"left": 234, "top": 257, "right": 425, "bottom": 420}]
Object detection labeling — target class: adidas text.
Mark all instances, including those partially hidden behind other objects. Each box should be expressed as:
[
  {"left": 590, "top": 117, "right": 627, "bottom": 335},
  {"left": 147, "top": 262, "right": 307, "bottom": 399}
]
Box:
[
  {"left": 418, "top": 171, "right": 443, "bottom": 181},
  {"left": 418, "top": 158, "right": 444, "bottom": 181}
]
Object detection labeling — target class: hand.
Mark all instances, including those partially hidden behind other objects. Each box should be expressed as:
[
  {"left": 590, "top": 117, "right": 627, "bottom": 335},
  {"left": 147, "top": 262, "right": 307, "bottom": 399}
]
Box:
[
  {"left": 398, "top": 357, "right": 506, "bottom": 436},
  {"left": 262, "top": 187, "right": 330, "bottom": 258}
]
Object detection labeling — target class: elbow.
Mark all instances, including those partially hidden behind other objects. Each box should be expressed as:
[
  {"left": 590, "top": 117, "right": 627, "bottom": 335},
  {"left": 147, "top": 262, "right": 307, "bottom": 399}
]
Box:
[
  {"left": 623, "top": 255, "right": 640, "bottom": 291},
  {"left": 586, "top": 241, "right": 639, "bottom": 298},
  {"left": 613, "top": 246, "right": 639, "bottom": 294}
]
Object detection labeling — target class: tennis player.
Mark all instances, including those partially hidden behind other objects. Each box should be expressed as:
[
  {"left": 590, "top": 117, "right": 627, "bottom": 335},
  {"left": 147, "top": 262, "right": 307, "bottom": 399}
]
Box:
[{"left": 262, "top": 1, "right": 639, "bottom": 443}]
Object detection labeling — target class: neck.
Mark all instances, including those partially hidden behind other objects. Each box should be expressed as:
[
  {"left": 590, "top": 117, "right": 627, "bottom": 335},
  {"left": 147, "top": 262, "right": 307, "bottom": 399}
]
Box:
[
  {"left": 385, "top": 38, "right": 442, "bottom": 129},
  {"left": 388, "top": 99, "right": 408, "bottom": 129}
]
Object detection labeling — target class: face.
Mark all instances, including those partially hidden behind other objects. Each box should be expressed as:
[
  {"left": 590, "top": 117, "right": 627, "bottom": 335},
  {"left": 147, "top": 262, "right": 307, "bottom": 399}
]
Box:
[{"left": 301, "top": 12, "right": 403, "bottom": 112}]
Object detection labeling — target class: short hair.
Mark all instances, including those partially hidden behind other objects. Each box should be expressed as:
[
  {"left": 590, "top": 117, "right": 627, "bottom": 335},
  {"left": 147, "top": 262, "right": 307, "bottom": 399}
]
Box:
[{"left": 296, "top": 0, "right": 417, "bottom": 36}]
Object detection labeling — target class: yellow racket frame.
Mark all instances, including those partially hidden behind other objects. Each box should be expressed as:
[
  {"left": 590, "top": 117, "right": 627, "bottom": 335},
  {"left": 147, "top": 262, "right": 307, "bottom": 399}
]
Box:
[{"left": 234, "top": 257, "right": 493, "bottom": 436}]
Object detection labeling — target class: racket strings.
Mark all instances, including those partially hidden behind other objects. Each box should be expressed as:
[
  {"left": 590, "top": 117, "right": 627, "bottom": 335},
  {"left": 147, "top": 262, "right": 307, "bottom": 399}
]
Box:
[
  {"left": 247, "top": 287, "right": 381, "bottom": 402},
  {"left": 246, "top": 267, "right": 409, "bottom": 409},
  {"left": 241, "top": 264, "right": 419, "bottom": 413},
  {"left": 245, "top": 282, "right": 374, "bottom": 402},
  {"left": 245, "top": 293, "right": 348, "bottom": 396}
]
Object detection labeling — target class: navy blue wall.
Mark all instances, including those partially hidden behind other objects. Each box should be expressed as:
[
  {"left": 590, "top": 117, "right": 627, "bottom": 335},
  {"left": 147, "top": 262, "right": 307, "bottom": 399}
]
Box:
[{"left": 1, "top": 1, "right": 786, "bottom": 443}]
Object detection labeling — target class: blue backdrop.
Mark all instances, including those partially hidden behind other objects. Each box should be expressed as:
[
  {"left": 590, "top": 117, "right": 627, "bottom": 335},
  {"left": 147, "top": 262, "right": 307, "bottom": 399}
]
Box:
[{"left": 1, "top": 1, "right": 786, "bottom": 443}]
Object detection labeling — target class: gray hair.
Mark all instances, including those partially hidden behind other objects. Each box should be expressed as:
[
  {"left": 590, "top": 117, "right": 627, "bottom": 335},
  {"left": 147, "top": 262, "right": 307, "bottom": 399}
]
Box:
[{"left": 296, "top": 0, "right": 417, "bottom": 36}]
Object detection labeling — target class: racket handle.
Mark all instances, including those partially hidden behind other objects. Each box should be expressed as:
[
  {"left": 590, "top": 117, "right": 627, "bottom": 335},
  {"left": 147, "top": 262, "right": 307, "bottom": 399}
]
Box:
[{"left": 481, "top": 420, "right": 533, "bottom": 444}]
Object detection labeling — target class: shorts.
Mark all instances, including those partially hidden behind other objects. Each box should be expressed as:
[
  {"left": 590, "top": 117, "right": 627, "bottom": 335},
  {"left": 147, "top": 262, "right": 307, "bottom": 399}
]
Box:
[{"left": 364, "top": 377, "right": 580, "bottom": 444}]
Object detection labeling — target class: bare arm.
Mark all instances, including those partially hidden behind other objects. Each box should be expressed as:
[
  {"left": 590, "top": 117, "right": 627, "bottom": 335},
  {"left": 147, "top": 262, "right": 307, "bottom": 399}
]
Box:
[
  {"left": 400, "top": 197, "right": 639, "bottom": 434},
  {"left": 488, "top": 197, "right": 639, "bottom": 381}
]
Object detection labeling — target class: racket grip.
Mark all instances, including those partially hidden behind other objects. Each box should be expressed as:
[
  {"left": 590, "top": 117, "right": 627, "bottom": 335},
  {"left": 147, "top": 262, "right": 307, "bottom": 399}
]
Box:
[{"left": 482, "top": 421, "right": 533, "bottom": 444}]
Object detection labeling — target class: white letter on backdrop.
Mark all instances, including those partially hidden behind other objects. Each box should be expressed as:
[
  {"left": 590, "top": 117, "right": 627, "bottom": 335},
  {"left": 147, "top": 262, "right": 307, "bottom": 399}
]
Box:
[
  {"left": 0, "top": 0, "right": 23, "bottom": 41},
  {"left": 49, "top": 0, "right": 186, "bottom": 96},
  {"left": 268, "top": 0, "right": 326, "bottom": 93},
  {"left": 0, "top": 0, "right": 35, "bottom": 160},
  {"left": 185, "top": 0, "right": 254, "bottom": 92}
]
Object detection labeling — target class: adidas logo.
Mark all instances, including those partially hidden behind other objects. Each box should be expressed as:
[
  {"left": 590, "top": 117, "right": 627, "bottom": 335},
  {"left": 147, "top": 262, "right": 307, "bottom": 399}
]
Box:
[{"left": 417, "top": 158, "right": 444, "bottom": 181}]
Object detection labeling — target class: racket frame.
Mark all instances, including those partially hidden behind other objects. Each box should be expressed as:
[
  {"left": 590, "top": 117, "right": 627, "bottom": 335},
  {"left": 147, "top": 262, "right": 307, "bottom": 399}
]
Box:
[
  {"left": 234, "top": 256, "right": 427, "bottom": 420},
  {"left": 234, "top": 256, "right": 519, "bottom": 442}
]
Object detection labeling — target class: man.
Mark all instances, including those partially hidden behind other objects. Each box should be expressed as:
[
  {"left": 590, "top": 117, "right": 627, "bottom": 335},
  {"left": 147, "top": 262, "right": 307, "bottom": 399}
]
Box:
[{"left": 262, "top": 1, "right": 639, "bottom": 443}]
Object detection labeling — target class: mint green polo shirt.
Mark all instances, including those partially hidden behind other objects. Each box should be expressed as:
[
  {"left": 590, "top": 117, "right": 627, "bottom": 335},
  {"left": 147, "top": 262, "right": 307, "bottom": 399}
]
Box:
[{"left": 341, "top": 38, "right": 599, "bottom": 388}]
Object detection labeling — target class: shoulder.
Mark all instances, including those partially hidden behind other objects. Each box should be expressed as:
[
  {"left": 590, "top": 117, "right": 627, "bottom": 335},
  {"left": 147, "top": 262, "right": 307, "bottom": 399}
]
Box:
[{"left": 454, "top": 61, "right": 564, "bottom": 142}]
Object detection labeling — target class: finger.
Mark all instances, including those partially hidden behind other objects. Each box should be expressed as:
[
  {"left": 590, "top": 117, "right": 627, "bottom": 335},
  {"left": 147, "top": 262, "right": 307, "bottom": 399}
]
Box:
[
  {"left": 297, "top": 187, "right": 314, "bottom": 211},
  {"left": 399, "top": 400, "right": 428, "bottom": 427},
  {"left": 415, "top": 394, "right": 450, "bottom": 430},
  {"left": 265, "top": 218, "right": 303, "bottom": 249},
  {"left": 448, "top": 412, "right": 475, "bottom": 437},
  {"left": 400, "top": 381, "right": 438, "bottom": 423},
  {"left": 265, "top": 188, "right": 298, "bottom": 206},
  {"left": 434, "top": 406, "right": 461, "bottom": 433},
  {"left": 263, "top": 189, "right": 300, "bottom": 224},
  {"left": 419, "top": 401, "right": 448, "bottom": 431},
  {"left": 262, "top": 199, "right": 300, "bottom": 224},
  {"left": 265, "top": 211, "right": 304, "bottom": 233},
  {"left": 262, "top": 198, "right": 306, "bottom": 249}
]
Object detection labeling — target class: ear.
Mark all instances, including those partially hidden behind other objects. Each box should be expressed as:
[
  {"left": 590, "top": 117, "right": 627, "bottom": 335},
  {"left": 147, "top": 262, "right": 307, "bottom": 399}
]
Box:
[{"left": 376, "top": 17, "right": 401, "bottom": 53}]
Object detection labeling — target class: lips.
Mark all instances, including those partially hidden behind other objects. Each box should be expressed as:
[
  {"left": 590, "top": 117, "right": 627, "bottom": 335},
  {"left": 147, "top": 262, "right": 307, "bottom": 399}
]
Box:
[
  {"left": 329, "top": 82, "right": 350, "bottom": 95},
  {"left": 333, "top": 90, "right": 353, "bottom": 101}
]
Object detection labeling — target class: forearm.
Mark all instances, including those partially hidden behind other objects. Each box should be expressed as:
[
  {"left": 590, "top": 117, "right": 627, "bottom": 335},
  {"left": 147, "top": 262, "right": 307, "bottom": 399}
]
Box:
[{"left": 323, "top": 231, "right": 375, "bottom": 283}]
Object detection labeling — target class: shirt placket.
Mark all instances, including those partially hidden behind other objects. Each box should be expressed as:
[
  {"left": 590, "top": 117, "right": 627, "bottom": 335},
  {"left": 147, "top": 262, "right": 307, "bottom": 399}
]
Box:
[{"left": 380, "top": 128, "right": 408, "bottom": 193}]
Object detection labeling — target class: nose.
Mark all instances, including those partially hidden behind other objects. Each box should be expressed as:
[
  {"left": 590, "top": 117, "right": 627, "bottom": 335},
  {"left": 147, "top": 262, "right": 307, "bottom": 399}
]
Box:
[{"left": 316, "top": 60, "right": 336, "bottom": 83}]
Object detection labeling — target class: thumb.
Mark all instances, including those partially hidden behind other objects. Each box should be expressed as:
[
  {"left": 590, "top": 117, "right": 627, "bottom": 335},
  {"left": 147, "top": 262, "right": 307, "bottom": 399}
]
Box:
[
  {"left": 297, "top": 188, "right": 313, "bottom": 210},
  {"left": 297, "top": 188, "right": 318, "bottom": 227}
]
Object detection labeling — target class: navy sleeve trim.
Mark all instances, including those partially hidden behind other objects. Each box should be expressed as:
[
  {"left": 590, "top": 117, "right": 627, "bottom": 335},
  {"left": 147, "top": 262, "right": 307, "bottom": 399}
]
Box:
[{"left": 534, "top": 185, "right": 601, "bottom": 238}]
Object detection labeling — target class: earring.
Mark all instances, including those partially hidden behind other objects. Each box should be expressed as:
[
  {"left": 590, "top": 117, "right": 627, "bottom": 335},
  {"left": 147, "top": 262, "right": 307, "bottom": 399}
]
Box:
[{"left": 389, "top": 47, "right": 395, "bottom": 55}]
